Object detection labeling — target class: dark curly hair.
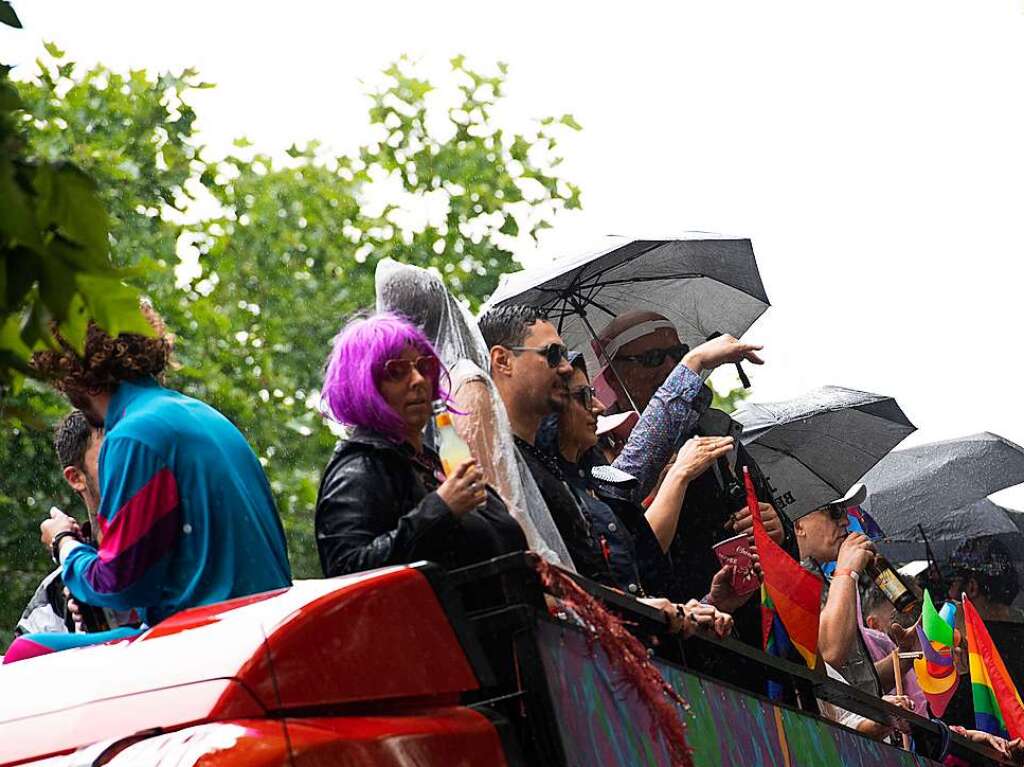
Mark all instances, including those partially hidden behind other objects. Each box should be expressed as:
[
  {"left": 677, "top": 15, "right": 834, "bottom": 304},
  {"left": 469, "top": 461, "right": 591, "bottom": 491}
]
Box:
[{"left": 31, "top": 303, "right": 172, "bottom": 393}]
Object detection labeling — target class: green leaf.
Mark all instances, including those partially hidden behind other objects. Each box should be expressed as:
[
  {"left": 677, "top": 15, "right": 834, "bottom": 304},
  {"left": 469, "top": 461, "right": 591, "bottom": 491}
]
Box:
[
  {"left": 55, "top": 292, "right": 88, "bottom": 355},
  {"left": 0, "top": 1, "right": 21, "bottom": 28},
  {"left": 75, "top": 273, "right": 152, "bottom": 338},
  {"left": 0, "top": 158, "right": 40, "bottom": 249},
  {"left": 33, "top": 163, "right": 109, "bottom": 259},
  {"left": 36, "top": 249, "right": 78, "bottom": 322},
  {"left": 42, "top": 41, "right": 64, "bottom": 59},
  {"left": 559, "top": 113, "right": 582, "bottom": 131},
  {"left": 0, "top": 81, "right": 22, "bottom": 111},
  {"left": 499, "top": 214, "right": 519, "bottom": 236}
]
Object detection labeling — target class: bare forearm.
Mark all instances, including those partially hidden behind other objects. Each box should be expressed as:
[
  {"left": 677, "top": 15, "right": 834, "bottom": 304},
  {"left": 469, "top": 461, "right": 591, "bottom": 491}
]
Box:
[
  {"left": 818, "top": 578, "right": 859, "bottom": 667},
  {"left": 644, "top": 472, "right": 689, "bottom": 553}
]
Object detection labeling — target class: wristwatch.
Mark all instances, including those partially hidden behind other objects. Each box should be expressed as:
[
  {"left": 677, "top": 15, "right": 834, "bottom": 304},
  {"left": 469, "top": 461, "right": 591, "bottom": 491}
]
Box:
[{"left": 51, "top": 530, "right": 83, "bottom": 565}]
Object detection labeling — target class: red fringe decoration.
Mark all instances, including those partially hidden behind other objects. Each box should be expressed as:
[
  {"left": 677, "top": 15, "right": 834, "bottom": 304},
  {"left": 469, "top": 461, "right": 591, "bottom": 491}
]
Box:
[{"left": 535, "top": 559, "right": 694, "bottom": 767}]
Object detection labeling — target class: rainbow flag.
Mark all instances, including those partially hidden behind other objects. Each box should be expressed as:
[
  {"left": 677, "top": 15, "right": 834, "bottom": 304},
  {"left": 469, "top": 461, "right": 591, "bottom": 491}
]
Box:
[
  {"left": 964, "top": 594, "right": 1024, "bottom": 739},
  {"left": 912, "top": 589, "right": 959, "bottom": 717},
  {"left": 762, "top": 583, "right": 796, "bottom": 699},
  {"left": 745, "top": 467, "right": 821, "bottom": 669}
]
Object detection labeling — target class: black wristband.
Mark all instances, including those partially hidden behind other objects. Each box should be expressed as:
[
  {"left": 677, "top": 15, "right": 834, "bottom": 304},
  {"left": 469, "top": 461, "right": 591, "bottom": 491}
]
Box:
[{"left": 51, "top": 530, "right": 83, "bottom": 565}]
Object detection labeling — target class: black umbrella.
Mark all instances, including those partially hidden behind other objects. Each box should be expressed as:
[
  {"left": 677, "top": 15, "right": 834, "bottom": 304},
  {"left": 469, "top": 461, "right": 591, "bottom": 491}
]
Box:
[
  {"left": 877, "top": 498, "right": 1024, "bottom": 566},
  {"left": 484, "top": 235, "right": 770, "bottom": 400},
  {"left": 862, "top": 432, "right": 1024, "bottom": 544},
  {"left": 732, "top": 385, "right": 916, "bottom": 520}
]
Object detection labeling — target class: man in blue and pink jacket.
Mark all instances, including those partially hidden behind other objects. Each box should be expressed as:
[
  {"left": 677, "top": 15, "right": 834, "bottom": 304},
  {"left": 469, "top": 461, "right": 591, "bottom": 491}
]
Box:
[{"left": 7, "top": 306, "right": 291, "bottom": 663}]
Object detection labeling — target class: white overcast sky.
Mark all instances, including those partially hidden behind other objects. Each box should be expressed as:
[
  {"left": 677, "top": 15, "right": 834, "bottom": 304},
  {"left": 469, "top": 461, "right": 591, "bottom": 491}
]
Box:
[{"left": 5, "top": 0, "right": 1024, "bottom": 503}]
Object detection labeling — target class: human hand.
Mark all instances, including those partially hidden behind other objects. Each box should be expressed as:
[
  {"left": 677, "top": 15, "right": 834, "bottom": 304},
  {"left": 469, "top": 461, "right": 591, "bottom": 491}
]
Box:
[
  {"left": 40, "top": 507, "right": 80, "bottom": 549},
  {"left": 730, "top": 502, "right": 784, "bottom": 544},
  {"left": 683, "top": 334, "right": 764, "bottom": 375},
  {"left": 670, "top": 436, "right": 733, "bottom": 484},
  {"left": 63, "top": 586, "right": 83, "bottom": 632},
  {"left": 836, "top": 531, "right": 876, "bottom": 573},
  {"left": 678, "top": 599, "right": 733, "bottom": 639},
  {"left": 882, "top": 694, "right": 914, "bottom": 733},
  {"left": 436, "top": 460, "right": 487, "bottom": 517},
  {"left": 706, "top": 563, "right": 759, "bottom": 613},
  {"left": 951, "top": 726, "right": 1024, "bottom": 761},
  {"left": 888, "top": 620, "right": 921, "bottom": 653}
]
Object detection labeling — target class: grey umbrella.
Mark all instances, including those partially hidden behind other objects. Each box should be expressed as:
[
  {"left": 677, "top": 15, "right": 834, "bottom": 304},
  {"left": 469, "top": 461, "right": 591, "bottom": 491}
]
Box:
[
  {"left": 732, "top": 385, "right": 916, "bottom": 521},
  {"left": 862, "top": 432, "right": 1024, "bottom": 544},
  {"left": 877, "top": 497, "right": 1024, "bottom": 566},
  {"left": 484, "top": 234, "right": 770, "bottom": 383}
]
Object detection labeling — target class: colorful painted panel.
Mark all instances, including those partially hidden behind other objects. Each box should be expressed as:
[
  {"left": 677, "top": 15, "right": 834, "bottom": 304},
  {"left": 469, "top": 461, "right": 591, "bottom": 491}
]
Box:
[{"left": 536, "top": 621, "right": 941, "bottom": 767}]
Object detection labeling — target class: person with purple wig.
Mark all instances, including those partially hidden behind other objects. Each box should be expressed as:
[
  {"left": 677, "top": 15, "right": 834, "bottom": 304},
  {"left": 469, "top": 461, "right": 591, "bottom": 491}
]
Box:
[{"left": 315, "top": 313, "right": 527, "bottom": 576}]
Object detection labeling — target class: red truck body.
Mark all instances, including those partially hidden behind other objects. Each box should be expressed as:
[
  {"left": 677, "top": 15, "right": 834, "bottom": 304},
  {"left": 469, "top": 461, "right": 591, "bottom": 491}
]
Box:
[{"left": 0, "top": 567, "right": 505, "bottom": 766}]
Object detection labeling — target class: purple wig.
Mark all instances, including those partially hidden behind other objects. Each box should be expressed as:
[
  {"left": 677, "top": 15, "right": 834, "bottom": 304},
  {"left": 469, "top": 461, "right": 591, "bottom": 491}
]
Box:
[{"left": 321, "top": 312, "right": 450, "bottom": 443}]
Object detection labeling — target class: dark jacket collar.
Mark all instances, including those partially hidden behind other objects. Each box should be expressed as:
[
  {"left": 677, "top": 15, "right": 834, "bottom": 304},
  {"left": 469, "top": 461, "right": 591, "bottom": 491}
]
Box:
[{"left": 341, "top": 427, "right": 438, "bottom": 462}]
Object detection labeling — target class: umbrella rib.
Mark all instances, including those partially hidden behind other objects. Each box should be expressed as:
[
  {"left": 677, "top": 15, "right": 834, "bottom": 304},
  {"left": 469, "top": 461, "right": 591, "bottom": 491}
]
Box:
[{"left": 586, "top": 273, "right": 704, "bottom": 288}]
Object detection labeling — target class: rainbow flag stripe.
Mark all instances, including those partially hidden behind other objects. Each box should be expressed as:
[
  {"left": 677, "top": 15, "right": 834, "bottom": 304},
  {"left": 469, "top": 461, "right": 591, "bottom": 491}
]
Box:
[
  {"left": 964, "top": 595, "right": 1024, "bottom": 740},
  {"left": 746, "top": 468, "right": 821, "bottom": 670}
]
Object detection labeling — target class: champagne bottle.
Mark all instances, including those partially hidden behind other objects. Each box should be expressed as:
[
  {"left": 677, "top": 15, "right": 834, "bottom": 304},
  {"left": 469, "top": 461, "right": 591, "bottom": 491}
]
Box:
[
  {"left": 432, "top": 400, "right": 472, "bottom": 478},
  {"left": 867, "top": 554, "right": 920, "bottom": 613}
]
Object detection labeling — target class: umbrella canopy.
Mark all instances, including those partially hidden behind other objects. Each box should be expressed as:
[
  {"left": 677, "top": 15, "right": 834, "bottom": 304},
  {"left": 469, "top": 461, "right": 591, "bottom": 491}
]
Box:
[
  {"left": 732, "top": 385, "right": 916, "bottom": 521},
  {"left": 862, "top": 432, "right": 1024, "bottom": 542},
  {"left": 877, "top": 498, "right": 1024, "bottom": 566},
  {"left": 484, "top": 234, "right": 770, "bottom": 374}
]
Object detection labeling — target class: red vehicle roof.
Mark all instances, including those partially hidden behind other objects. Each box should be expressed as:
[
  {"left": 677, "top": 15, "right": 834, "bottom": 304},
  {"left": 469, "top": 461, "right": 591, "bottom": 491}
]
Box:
[{"left": 0, "top": 566, "right": 480, "bottom": 765}]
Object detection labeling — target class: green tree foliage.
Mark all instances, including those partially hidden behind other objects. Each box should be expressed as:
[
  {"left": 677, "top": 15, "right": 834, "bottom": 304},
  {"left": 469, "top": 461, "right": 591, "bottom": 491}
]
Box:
[
  {"left": 711, "top": 383, "right": 749, "bottom": 414},
  {"left": 0, "top": 49, "right": 581, "bottom": 646},
  {"left": 0, "top": 10, "right": 150, "bottom": 395}
]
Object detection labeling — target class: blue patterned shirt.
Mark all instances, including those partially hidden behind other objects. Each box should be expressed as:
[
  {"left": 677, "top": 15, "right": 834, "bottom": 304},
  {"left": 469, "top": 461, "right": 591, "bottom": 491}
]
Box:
[{"left": 612, "top": 362, "right": 713, "bottom": 501}]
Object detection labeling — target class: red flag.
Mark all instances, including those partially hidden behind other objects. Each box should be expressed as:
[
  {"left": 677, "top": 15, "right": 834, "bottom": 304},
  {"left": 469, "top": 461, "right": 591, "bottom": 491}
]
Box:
[{"left": 744, "top": 467, "right": 822, "bottom": 669}]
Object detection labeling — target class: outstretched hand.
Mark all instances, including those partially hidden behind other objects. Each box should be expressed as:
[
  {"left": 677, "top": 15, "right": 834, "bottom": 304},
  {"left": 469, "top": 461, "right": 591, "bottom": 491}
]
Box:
[{"left": 684, "top": 334, "right": 764, "bottom": 375}]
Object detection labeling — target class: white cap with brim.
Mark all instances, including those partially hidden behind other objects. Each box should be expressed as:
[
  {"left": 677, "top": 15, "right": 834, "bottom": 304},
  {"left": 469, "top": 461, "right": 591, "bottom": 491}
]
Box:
[
  {"left": 791, "top": 482, "right": 867, "bottom": 521},
  {"left": 829, "top": 482, "right": 867, "bottom": 509},
  {"left": 596, "top": 411, "right": 639, "bottom": 438}
]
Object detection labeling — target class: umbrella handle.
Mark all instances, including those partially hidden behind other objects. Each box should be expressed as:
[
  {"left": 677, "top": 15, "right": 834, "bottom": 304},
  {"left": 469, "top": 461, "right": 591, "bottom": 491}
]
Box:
[{"left": 735, "top": 362, "right": 751, "bottom": 389}]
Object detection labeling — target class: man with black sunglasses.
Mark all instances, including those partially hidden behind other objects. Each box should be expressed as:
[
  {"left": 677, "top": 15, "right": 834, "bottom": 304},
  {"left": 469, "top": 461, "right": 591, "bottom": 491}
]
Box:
[{"left": 480, "top": 305, "right": 617, "bottom": 586}]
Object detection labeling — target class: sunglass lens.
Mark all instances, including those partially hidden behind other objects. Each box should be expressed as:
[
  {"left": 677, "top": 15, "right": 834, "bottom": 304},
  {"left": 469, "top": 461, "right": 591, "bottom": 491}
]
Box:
[
  {"left": 383, "top": 359, "right": 408, "bottom": 380},
  {"left": 546, "top": 344, "right": 567, "bottom": 367},
  {"left": 416, "top": 356, "right": 440, "bottom": 380}
]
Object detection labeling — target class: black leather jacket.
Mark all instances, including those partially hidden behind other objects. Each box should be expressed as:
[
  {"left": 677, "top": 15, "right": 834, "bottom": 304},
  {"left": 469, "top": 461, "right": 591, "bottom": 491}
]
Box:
[{"left": 315, "top": 428, "right": 526, "bottom": 577}]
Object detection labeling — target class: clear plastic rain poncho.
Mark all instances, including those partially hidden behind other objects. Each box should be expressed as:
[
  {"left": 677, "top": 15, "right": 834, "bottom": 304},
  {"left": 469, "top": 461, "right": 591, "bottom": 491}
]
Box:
[{"left": 375, "top": 258, "right": 576, "bottom": 571}]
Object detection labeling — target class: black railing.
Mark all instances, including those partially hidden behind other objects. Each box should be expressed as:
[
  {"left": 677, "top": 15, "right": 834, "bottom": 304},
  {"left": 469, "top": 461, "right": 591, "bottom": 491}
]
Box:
[{"left": 446, "top": 552, "right": 1011, "bottom": 767}]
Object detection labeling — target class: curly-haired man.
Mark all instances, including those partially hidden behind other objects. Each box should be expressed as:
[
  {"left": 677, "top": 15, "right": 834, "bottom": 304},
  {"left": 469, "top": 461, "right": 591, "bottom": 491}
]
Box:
[{"left": 5, "top": 306, "right": 291, "bottom": 663}]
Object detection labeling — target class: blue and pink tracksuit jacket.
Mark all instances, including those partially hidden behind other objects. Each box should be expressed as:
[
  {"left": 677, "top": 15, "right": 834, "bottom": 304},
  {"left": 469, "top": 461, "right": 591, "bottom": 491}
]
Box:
[{"left": 5, "top": 378, "right": 291, "bottom": 663}]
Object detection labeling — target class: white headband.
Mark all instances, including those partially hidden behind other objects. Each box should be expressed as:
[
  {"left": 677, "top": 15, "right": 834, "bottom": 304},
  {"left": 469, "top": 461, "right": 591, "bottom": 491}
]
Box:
[{"left": 596, "top": 319, "right": 677, "bottom": 362}]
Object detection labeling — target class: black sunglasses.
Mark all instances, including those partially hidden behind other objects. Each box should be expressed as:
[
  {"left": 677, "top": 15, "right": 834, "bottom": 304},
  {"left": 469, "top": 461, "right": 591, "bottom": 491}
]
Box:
[
  {"left": 824, "top": 504, "right": 848, "bottom": 522},
  {"left": 616, "top": 344, "right": 689, "bottom": 368},
  {"left": 570, "top": 385, "right": 597, "bottom": 409},
  {"left": 508, "top": 342, "right": 569, "bottom": 368}
]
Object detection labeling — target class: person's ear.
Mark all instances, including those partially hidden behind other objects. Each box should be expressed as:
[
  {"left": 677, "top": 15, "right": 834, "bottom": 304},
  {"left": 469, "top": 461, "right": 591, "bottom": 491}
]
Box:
[
  {"left": 793, "top": 518, "right": 806, "bottom": 538},
  {"left": 864, "top": 614, "right": 880, "bottom": 631},
  {"left": 490, "top": 346, "right": 513, "bottom": 378},
  {"left": 63, "top": 466, "right": 86, "bottom": 495}
]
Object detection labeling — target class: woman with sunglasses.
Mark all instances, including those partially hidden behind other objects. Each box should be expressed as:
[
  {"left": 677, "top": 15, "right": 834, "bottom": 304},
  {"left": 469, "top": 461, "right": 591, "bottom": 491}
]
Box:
[
  {"left": 538, "top": 353, "right": 745, "bottom": 631},
  {"left": 375, "top": 259, "right": 576, "bottom": 570},
  {"left": 315, "top": 313, "right": 526, "bottom": 577}
]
